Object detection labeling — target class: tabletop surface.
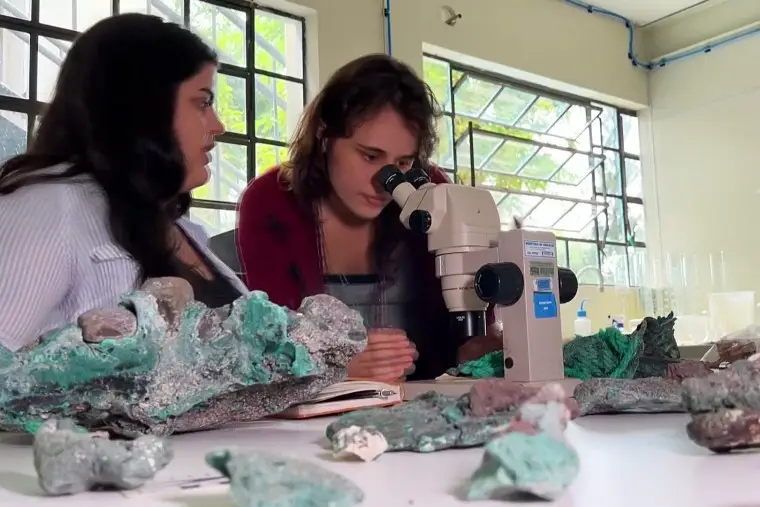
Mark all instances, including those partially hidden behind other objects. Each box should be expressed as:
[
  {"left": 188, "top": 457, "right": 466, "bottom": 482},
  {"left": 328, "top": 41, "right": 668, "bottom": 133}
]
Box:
[{"left": 0, "top": 413, "right": 757, "bottom": 507}]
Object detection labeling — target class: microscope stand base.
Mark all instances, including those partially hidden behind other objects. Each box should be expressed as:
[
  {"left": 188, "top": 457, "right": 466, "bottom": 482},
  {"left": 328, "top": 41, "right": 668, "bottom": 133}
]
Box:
[{"left": 402, "top": 377, "right": 582, "bottom": 401}]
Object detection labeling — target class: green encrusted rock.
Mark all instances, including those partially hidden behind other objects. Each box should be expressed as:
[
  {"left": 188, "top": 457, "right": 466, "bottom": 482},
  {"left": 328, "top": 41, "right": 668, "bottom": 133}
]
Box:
[
  {"left": 465, "top": 431, "right": 578, "bottom": 501},
  {"left": 206, "top": 449, "right": 363, "bottom": 507},
  {"left": 0, "top": 277, "right": 366, "bottom": 437}
]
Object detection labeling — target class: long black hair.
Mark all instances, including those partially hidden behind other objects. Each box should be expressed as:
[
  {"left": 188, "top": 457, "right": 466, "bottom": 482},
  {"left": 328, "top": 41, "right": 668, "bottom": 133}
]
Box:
[{"left": 0, "top": 13, "right": 217, "bottom": 280}]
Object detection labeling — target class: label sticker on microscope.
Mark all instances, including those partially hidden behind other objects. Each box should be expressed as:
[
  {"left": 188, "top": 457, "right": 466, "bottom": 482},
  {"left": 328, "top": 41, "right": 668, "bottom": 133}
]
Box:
[
  {"left": 533, "top": 292, "right": 558, "bottom": 319},
  {"left": 534, "top": 277, "right": 553, "bottom": 292},
  {"left": 529, "top": 262, "right": 555, "bottom": 278},
  {"left": 524, "top": 240, "right": 556, "bottom": 259}
]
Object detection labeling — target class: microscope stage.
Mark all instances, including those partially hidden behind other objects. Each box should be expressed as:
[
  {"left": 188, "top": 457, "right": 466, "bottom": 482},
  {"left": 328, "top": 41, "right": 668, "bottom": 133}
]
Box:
[{"left": 402, "top": 376, "right": 581, "bottom": 401}]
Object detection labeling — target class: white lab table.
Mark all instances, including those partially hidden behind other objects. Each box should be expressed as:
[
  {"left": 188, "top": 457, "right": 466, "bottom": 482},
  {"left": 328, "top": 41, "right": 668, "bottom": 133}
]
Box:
[{"left": 0, "top": 413, "right": 757, "bottom": 506}]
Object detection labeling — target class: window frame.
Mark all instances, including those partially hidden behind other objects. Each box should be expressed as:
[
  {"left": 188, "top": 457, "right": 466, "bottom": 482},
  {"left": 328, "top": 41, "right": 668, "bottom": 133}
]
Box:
[
  {"left": 0, "top": 0, "right": 307, "bottom": 228},
  {"left": 424, "top": 52, "right": 645, "bottom": 287}
]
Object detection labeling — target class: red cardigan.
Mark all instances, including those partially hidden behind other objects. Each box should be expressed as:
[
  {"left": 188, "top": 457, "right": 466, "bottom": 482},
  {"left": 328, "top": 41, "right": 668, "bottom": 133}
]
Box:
[{"left": 236, "top": 166, "right": 476, "bottom": 379}]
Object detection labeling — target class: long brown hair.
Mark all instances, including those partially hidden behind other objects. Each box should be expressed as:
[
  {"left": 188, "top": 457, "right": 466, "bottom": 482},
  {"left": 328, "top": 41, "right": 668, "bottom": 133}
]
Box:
[{"left": 280, "top": 53, "right": 441, "bottom": 276}]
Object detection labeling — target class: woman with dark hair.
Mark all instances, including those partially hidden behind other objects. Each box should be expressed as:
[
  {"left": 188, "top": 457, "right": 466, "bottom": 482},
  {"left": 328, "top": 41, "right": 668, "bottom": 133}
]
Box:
[
  {"left": 236, "top": 54, "right": 501, "bottom": 381},
  {"left": 0, "top": 13, "right": 247, "bottom": 351}
]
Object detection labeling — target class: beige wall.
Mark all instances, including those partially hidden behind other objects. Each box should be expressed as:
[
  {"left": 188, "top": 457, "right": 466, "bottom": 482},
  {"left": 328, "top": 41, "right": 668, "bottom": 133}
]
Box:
[
  {"left": 637, "top": 0, "right": 760, "bottom": 334},
  {"left": 262, "top": 0, "right": 648, "bottom": 107}
]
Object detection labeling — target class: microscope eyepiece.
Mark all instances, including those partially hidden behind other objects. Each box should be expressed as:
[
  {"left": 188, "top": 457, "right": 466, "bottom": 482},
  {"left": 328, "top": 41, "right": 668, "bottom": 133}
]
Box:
[
  {"left": 405, "top": 166, "right": 431, "bottom": 189},
  {"left": 375, "top": 164, "right": 405, "bottom": 194}
]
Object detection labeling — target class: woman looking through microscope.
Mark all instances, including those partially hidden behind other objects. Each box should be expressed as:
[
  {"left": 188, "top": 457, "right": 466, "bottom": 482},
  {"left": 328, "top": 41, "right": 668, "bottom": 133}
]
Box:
[
  {"left": 236, "top": 54, "right": 503, "bottom": 382},
  {"left": 0, "top": 14, "right": 246, "bottom": 352}
]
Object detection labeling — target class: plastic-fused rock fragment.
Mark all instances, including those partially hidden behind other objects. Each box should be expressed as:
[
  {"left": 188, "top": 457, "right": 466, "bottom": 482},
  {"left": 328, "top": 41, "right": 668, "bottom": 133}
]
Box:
[
  {"left": 206, "top": 449, "right": 364, "bottom": 507},
  {"left": 683, "top": 360, "right": 760, "bottom": 452},
  {"left": 573, "top": 377, "right": 684, "bottom": 415},
  {"left": 326, "top": 379, "right": 577, "bottom": 453},
  {"left": 465, "top": 431, "right": 579, "bottom": 501},
  {"left": 0, "top": 277, "right": 366, "bottom": 437},
  {"left": 33, "top": 419, "right": 172, "bottom": 495},
  {"left": 331, "top": 425, "right": 388, "bottom": 461}
]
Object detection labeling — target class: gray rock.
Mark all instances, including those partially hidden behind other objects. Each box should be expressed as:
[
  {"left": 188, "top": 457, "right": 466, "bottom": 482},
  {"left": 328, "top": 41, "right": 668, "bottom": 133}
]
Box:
[
  {"left": 682, "top": 359, "right": 760, "bottom": 452},
  {"left": 573, "top": 377, "right": 685, "bottom": 415},
  {"left": 33, "top": 419, "right": 172, "bottom": 495},
  {"left": 0, "top": 277, "right": 366, "bottom": 437},
  {"left": 206, "top": 449, "right": 363, "bottom": 507}
]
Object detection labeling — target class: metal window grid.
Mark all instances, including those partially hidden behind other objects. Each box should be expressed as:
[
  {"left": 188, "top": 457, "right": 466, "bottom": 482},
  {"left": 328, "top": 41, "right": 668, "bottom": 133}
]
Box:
[
  {"left": 0, "top": 0, "right": 307, "bottom": 216},
  {"left": 424, "top": 53, "right": 645, "bottom": 287}
]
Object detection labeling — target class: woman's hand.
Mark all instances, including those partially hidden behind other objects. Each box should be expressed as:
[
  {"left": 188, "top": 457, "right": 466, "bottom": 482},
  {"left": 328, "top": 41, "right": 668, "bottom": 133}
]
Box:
[
  {"left": 348, "top": 328, "right": 417, "bottom": 382},
  {"left": 456, "top": 323, "right": 503, "bottom": 364}
]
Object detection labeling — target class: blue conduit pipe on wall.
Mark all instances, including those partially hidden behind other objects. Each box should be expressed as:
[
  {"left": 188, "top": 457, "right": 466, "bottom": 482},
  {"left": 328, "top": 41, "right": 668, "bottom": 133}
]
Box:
[
  {"left": 565, "top": 0, "right": 760, "bottom": 69},
  {"left": 383, "top": 0, "right": 392, "bottom": 56}
]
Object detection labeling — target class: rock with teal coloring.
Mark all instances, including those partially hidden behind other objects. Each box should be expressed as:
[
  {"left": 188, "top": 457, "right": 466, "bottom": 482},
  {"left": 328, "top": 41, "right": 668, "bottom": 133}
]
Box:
[
  {"left": 465, "top": 392, "right": 578, "bottom": 502},
  {"left": 326, "top": 380, "right": 577, "bottom": 453},
  {"left": 206, "top": 449, "right": 364, "bottom": 507},
  {"left": 465, "top": 431, "right": 579, "bottom": 501},
  {"left": 34, "top": 418, "right": 173, "bottom": 495},
  {"left": 0, "top": 277, "right": 366, "bottom": 437}
]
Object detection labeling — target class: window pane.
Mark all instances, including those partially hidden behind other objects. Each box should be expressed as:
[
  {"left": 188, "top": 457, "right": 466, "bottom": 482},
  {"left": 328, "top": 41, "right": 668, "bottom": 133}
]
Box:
[
  {"left": 192, "top": 142, "right": 248, "bottom": 203},
  {"left": 0, "top": 28, "right": 30, "bottom": 99},
  {"left": 627, "top": 202, "right": 646, "bottom": 243},
  {"left": 548, "top": 104, "right": 594, "bottom": 140},
  {"left": 457, "top": 131, "right": 501, "bottom": 170},
  {"left": 523, "top": 198, "right": 574, "bottom": 229},
  {"left": 37, "top": 36, "right": 71, "bottom": 103},
  {"left": 491, "top": 191, "right": 541, "bottom": 227},
  {"left": 595, "top": 149, "right": 621, "bottom": 195},
  {"left": 554, "top": 203, "right": 600, "bottom": 240},
  {"left": 190, "top": 0, "right": 247, "bottom": 68},
  {"left": 591, "top": 106, "right": 618, "bottom": 149},
  {"left": 216, "top": 72, "right": 247, "bottom": 135},
  {"left": 119, "top": 0, "right": 183, "bottom": 21},
  {"left": 254, "top": 8, "right": 304, "bottom": 79},
  {"left": 568, "top": 241, "right": 600, "bottom": 285},
  {"left": 254, "top": 74, "right": 303, "bottom": 142},
  {"left": 602, "top": 244, "right": 628, "bottom": 285},
  {"left": 515, "top": 97, "right": 569, "bottom": 133},
  {"left": 39, "top": 0, "right": 112, "bottom": 32},
  {"left": 189, "top": 207, "right": 236, "bottom": 237},
  {"left": 0, "top": 109, "right": 28, "bottom": 162},
  {"left": 480, "top": 87, "right": 535, "bottom": 126},
  {"left": 432, "top": 115, "right": 454, "bottom": 169},
  {"left": 556, "top": 240, "right": 568, "bottom": 268},
  {"left": 621, "top": 114, "right": 640, "bottom": 156},
  {"left": 422, "top": 56, "right": 452, "bottom": 112},
  {"left": 624, "top": 157, "right": 642, "bottom": 199},
  {"left": 598, "top": 197, "right": 625, "bottom": 243},
  {"left": 453, "top": 76, "right": 500, "bottom": 116},
  {"left": 255, "top": 142, "right": 288, "bottom": 176},
  {"left": 1, "top": 0, "right": 30, "bottom": 19}
]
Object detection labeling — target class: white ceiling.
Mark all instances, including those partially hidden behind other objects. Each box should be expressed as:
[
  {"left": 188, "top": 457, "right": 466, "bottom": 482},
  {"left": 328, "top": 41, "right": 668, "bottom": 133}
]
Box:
[{"left": 584, "top": 0, "right": 709, "bottom": 25}]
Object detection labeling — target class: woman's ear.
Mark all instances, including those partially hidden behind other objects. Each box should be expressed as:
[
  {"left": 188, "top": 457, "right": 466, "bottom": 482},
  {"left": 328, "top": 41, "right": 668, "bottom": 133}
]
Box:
[{"left": 316, "top": 123, "right": 327, "bottom": 153}]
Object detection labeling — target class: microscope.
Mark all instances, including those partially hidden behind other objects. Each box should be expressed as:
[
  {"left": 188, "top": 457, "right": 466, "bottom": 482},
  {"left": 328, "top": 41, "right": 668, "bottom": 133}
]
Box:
[{"left": 377, "top": 164, "right": 581, "bottom": 396}]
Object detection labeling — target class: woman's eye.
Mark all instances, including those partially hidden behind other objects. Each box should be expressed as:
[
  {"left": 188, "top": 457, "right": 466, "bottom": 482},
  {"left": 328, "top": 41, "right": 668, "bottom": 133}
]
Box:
[{"left": 363, "top": 153, "right": 377, "bottom": 162}]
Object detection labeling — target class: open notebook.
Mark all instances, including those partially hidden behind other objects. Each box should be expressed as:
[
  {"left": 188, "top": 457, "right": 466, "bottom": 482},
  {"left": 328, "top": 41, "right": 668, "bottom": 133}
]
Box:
[{"left": 276, "top": 380, "right": 404, "bottom": 419}]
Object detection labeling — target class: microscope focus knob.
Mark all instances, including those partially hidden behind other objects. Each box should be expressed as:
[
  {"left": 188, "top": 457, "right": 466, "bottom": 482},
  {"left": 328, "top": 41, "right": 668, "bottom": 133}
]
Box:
[
  {"left": 474, "top": 262, "right": 524, "bottom": 306},
  {"left": 408, "top": 209, "right": 432, "bottom": 233},
  {"left": 558, "top": 267, "right": 579, "bottom": 304}
]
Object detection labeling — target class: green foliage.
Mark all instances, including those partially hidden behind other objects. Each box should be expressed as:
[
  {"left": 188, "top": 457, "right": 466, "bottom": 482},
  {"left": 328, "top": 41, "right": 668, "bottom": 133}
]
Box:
[{"left": 190, "top": 7, "right": 297, "bottom": 204}]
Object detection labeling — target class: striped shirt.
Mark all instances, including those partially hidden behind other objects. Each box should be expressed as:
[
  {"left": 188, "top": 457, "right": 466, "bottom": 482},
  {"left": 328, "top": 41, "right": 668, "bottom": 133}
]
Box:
[{"left": 0, "top": 168, "right": 247, "bottom": 351}]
